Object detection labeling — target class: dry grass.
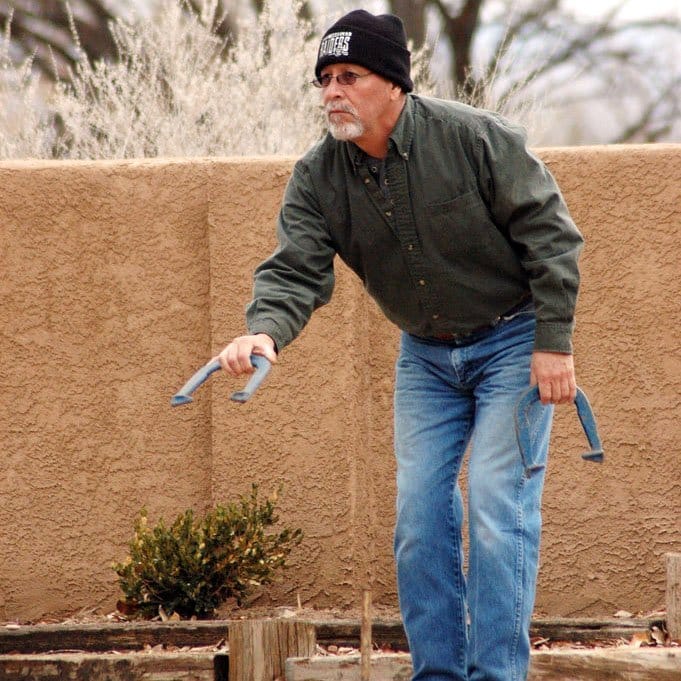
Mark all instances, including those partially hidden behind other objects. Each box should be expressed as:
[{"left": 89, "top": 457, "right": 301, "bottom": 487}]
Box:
[
  {"left": 0, "top": 15, "right": 56, "bottom": 158},
  {"left": 0, "top": 0, "right": 542, "bottom": 160},
  {"left": 1, "top": 0, "right": 328, "bottom": 159}
]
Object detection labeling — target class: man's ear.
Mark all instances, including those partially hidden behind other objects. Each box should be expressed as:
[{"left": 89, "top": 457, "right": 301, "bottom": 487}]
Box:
[{"left": 390, "top": 83, "right": 405, "bottom": 100}]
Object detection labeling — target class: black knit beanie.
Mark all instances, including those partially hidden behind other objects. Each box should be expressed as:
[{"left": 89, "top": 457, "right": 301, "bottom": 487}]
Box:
[{"left": 315, "top": 10, "right": 413, "bottom": 93}]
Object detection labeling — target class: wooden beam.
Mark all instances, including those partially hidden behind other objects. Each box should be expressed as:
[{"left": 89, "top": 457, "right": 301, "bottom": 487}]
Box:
[
  {"left": 286, "top": 653, "right": 412, "bottom": 681},
  {"left": 0, "top": 616, "right": 666, "bottom": 655},
  {"left": 228, "top": 620, "right": 315, "bottom": 681},
  {"left": 530, "top": 647, "right": 681, "bottom": 680},
  {"left": 667, "top": 552, "right": 681, "bottom": 641},
  {"left": 287, "top": 649, "right": 681, "bottom": 681},
  {"left": 0, "top": 621, "right": 229, "bottom": 655},
  {"left": 360, "top": 590, "right": 372, "bottom": 681},
  {"left": 0, "top": 652, "right": 221, "bottom": 681}
]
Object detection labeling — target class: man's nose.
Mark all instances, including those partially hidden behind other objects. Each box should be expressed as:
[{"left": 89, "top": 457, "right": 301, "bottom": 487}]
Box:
[{"left": 322, "top": 78, "right": 344, "bottom": 101}]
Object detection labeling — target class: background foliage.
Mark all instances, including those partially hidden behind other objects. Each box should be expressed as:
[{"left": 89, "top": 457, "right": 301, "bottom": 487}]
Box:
[{"left": 0, "top": 0, "right": 679, "bottom": 158}]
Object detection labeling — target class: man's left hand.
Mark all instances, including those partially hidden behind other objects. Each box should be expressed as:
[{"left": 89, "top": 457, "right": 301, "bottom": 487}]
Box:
[{"left": 530, "top": 351, "right": 576, "bottom": 405}]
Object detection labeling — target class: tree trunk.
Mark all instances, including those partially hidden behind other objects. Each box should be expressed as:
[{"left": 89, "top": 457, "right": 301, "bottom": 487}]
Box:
[
  {"left": 389, "top": 0, "right": 428, "bottom": 50},
  {"left": 447, "top": 0, "right": 484, "bottom": 92}
]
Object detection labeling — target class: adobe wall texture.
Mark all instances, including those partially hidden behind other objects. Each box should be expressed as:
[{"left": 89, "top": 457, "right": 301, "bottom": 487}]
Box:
[{"left": 0, "top": 146, "right": 679, "bottom": 622}]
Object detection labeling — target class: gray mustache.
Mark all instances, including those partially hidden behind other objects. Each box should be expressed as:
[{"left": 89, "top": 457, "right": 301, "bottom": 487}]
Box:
[{"left": 324, "top": 103, "right": 359, "bottom": 117}]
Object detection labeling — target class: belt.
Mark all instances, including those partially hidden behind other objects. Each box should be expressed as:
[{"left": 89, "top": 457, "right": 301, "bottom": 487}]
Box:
[{"left": 430, "top": 295, "right": 532, "bottom": 342}]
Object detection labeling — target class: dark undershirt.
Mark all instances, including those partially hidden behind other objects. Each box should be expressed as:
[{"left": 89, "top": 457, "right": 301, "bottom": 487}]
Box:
[{"left": 365, "top": 155, "right": 391, "bottom": 199}]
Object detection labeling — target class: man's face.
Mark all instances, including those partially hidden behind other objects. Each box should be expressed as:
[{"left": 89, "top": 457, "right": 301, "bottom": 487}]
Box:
[{"left": 319, "top": 63, "right": 399, "bottom": 144}]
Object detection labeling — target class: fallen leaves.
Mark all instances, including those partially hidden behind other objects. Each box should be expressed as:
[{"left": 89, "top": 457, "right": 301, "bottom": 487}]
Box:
[
  {"left": 141, "top": 639, "right": 228, "bottom": 655},
  {"left": 531, "top": 622, "right": 677, "bottom": 651},
  {"left": 158, "top": 606, "right": 181, "bottom": 623},
  {"left": 613, "top": 610, "right": 633, "bottom": 618},
  {"left": 629, "top": 625, "right": 671, "bottom": 647}
]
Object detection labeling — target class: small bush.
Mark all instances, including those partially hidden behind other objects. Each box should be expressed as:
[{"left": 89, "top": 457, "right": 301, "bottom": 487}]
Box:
[{"left": 113, "top": 485, "right": 303, "bottom": 619}]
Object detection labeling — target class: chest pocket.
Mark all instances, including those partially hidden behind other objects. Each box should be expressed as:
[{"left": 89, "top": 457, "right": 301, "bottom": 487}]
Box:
[{"left": 422, "top": 189, "right": 499, "bottom": 259}]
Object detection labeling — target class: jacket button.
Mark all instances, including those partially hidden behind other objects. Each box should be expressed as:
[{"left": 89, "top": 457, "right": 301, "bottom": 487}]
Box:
[
  {"left": 419, "top": 279, "right": 426, "bottom": 286},
  {"left": 385, "top": 211, "right": 392, "bottom": 217},
  {"left": 432, "top": 314, "right": 440, "bottom": 320}
]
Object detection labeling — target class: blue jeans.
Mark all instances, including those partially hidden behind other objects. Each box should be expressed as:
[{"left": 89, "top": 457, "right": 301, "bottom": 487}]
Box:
[{"left": 393, "top": 306, "right": 553, "bottom": 681}]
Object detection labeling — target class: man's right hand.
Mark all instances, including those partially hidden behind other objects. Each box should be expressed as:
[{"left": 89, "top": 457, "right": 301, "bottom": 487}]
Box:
[{"left": 214, "top": 333, "right": 277, "bottom": 377}]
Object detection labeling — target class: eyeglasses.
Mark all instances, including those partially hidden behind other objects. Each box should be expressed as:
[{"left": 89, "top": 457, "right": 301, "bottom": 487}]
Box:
[{"left": 311, "top": 71, "right": 372, "bottom": 88}]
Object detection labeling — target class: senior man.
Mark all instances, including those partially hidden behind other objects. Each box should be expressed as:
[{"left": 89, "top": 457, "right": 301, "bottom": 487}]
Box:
[{"left": 216, "top": 9, "right": 583, "bottom": 681}]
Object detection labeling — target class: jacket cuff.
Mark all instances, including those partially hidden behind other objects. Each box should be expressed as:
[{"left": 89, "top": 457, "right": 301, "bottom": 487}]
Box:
[
  {"left": 534, "top": 321, "right": 574, "bottom": 354},
  {"left": 247, "top": 321, "right": 285, "bottom": 354}
]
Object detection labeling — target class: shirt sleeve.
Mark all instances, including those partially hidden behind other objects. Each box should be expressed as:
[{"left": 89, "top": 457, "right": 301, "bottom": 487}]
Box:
[
  {"left": 475, "top": 115, "right": 584, "bottom": 353},
  {"left": 246, "top": 161, "right": 336, "bottom": 352}
]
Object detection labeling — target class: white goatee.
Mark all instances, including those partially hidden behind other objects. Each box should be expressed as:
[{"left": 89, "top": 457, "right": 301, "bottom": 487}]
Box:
[{"left": 325, "top": 103, "right": 365, "bottom": 141}]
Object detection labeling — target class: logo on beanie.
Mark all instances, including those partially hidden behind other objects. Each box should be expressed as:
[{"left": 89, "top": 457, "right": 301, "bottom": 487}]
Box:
[{"left": 318, "top": 31, "right": 352, "bottom": 58}]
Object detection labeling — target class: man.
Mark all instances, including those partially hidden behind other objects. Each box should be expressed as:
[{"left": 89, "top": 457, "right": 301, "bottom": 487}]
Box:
[{"left": 216, "top": 9, "right": 583, "bottom": 681}]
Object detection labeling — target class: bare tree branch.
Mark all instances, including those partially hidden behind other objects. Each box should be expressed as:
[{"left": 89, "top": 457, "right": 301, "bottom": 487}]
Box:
[
  {"left": 487, "top": 0, "right": 560, "bottom": 79},
  {"left": 427, "top": 0, "right": 485, "bottom": 88},
  {"left": 611, "top": 75, "right": 681, "bottom": 143},
  {"left": 0, "top": 0, "right": 117, "bottom": 80},
  {"left": 389, "top": 0, "right": 428, "bottom": 49}
]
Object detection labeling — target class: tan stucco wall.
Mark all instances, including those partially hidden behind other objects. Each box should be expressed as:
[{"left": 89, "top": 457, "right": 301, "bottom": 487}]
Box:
[{"left": 1, "top": 146, "right": 679, "bottom": 622}]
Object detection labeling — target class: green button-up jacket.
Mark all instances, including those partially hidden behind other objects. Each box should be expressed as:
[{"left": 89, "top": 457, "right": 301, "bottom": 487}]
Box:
[{"left": 246, "top": 94, "right": 583, "bottom": 354}]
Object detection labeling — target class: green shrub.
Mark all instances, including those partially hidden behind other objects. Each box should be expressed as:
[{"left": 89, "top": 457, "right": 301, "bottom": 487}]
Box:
[{"left": 113, "top": 485, "right": 303, "bottom": 619}]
